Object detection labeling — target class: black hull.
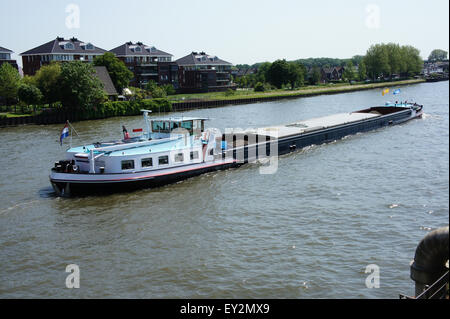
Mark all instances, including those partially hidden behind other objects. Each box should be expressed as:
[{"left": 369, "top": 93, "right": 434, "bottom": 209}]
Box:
[
  {"left": 231, "top": 107, "right": 421, "bottom": 162},
  {"left": 51, "top": 162, "right": 239, "bottom": 196},
  {"left": 51, "top": 106, "right": 422, "bottom": 197}
]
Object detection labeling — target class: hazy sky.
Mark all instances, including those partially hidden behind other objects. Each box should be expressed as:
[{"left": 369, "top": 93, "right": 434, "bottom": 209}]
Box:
[{"left": 1, "top": 0, "right": 449, "bottom": 67}]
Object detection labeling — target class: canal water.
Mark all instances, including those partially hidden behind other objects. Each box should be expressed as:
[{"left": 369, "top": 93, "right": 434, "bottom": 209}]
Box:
[{"left": 0, "top": 81, "right": 448, "bottom": 298}]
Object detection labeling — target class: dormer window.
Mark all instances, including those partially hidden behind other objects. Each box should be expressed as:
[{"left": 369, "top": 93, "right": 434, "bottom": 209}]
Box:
[
  {"left": 64, "top": 42, "right": 74, "bottom": 50},
  {"left": 85, "top": 43, "right": 94, "bottom": 50},
  {"left": 135, "top": 46, "right": 142, "bottom": 53}
]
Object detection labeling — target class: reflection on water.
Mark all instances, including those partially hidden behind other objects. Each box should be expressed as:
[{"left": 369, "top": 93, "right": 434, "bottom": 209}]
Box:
[{"left": 0, "top": 82, "right": 448, "bottom": 298}]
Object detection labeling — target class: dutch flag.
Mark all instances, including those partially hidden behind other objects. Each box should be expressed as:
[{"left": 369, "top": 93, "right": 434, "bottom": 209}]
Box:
[{"left": 60, "top": 121, "right": 69, "bottom": 145}]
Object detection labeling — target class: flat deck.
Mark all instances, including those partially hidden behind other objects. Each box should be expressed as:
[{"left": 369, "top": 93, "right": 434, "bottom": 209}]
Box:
[{"left": 239, "top": 112, "right": 380, "bottom": 139}]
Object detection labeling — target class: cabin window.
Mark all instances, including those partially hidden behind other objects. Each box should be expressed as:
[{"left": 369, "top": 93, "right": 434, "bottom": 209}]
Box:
[
  {"left": 152, "top": 121, "right": 171, "bottom": 133},
  {"left": 141, "top": 158, "right": 153, "bottom": 168},
  {"left": 190, "top": 151, "right": 199, "bottom": 160},
  {"left": 174, "top": 153, "right": 184, "bottom": 162},
  {"left": 181, "top": 121, "right": 193, "bottom": 135},
  {"left": 158, "top": 156, "right": 169, "bottom": 165},
  {"left": 121, "top": 160, "right": 135, "bottom": 170}
]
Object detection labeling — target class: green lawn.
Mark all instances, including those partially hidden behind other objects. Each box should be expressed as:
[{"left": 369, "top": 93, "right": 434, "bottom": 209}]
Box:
[{"left": 168, "top": 79, "right": 425, "bottom": 103}]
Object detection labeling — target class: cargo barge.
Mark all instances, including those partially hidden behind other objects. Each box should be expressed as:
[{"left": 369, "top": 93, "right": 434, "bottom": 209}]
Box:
[{"left": 50, "top": 103, "right": 423, "bottom": 196}]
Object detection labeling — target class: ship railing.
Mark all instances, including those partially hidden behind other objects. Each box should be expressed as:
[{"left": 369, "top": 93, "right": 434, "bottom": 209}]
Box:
[{"left": 400, "top": 271, "right": 449, "bottom": 299}]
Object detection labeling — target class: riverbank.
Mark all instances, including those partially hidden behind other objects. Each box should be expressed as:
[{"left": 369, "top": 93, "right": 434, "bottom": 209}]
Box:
[
  {"left": 0, "top": 78, "right": 425, "bottom": 127},
  {"left": 171, "top": 79, "right": 425, "bottom": 111}
]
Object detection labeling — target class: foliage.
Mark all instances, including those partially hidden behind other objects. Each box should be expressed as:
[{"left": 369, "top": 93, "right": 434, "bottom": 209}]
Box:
[
  {"left": 428, "top": 49, "right": 448, "bottom": 62},
  {"left": 94, "top": 52, "right": 133, "bottom": 94},
  {"left": 58, "top": 61, "right": 107, "bottom": 110},
  {"left": 363, "top": 43, "right": 423, "bottom": 79},
  {"left": 224, "top": 89, "right": 235, "bottom": 96},
  {"left": 287, "top": 62, "right": 305, "bottom": 89},
  {"left": 309, "top": 67, "right": 321, "bottom": 85},
  {"left": 161, "top": 84, "right": 176, "bottom": 96},
  {"left": 342, "top": 61, "right": 357, "bottom": 81},
  {"left": 0, "top": 63, "right": 21, "bottom": 103},
  {"left": 33, "top": 62, "right": 61, "bottom": 105},
  {"left": 18, "top": 83, "right": 43, "bottom": 106},
  {"left": 267, "top": 59, "right": 291, "bottom": 89},
  {"left": 254, "top": 82, "right": 265, "bottom": 92},
  {"left": 150, "top": 86, "right": 167, "bottom": 98},
  {"left": 358, "top": 60, "right": 367, "bottom": 81},
  {"left": 80, "top": 98, "right": 172, "bottom": 120}
]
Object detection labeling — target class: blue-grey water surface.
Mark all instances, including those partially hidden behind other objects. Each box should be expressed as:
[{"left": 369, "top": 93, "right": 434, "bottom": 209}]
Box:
[{"left": 0, "top": 81, "right": 448, "bottom": 298}]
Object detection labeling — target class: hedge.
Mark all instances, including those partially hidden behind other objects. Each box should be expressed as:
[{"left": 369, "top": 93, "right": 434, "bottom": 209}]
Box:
[{"left": 79, "top": 98, "right": 172, "bottom": 120}]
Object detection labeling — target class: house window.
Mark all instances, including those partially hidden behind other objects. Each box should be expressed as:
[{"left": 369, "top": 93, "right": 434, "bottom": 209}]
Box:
[
  {"left": 174, "top": 153, "right": 184, "bottom": 162},
  {"left": 190, "top": 151, "right": 199, "bottom": 160},
  {"left": 121, "top": 160, "right": 135, "bottom": 170},
  {"left": 85, "top": 43, "right": 94, "bottom": 50},
  {"left": 158, "top": 156, "right": 169, "bottom": 165},
  {"left": 141, "top": 158, "right": 153, "bottom": 168},
  {"left": 64, "top": 43, "right": 74, "bottom": 50},
  {"left": 135, "top": 47, "right": 142, "bottom": 52}
]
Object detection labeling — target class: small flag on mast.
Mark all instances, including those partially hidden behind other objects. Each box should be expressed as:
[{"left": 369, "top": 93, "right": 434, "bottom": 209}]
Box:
[
  {"left": 382, "top": 88, "right": 390, "bottom": 96},
  {"left": 60, "top": 121, "right": 69, "bottom": 145},
  {"left": 393, "top": 88, "right": 401, "bottom": 95}
]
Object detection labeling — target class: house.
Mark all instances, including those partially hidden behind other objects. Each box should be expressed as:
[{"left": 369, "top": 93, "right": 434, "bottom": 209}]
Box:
[
  {"left": 110, "top": 42, "right": 178, "bottom": 88},
  {"left": 321, "top": 66, "right": 345, "bottom": 83},
  {"left": 93, "top": 66, "right": 118, "bottom": 101},
  {"left": 0, "top": 46, "right": 18, "bottom": 70},
  {"left": 176, "top": 51, "right": 235, "bottom": 93},
  {"left": 20, "top": 37, "right": 107, "bottom": 76}
]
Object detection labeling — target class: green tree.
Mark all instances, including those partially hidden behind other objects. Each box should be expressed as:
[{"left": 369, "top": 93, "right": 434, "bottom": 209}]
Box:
[
  {"left": 267, "top": 59, "right": 290, "bottom": 89},
  {"left": 286, "top": 62, "right": 305, "bottom": 89},
  {"left": 309, "top": 67, "right": 321, "bottom": 85},
  {"left": 358, "top": 61, "right": 367, "bottom": 81},
  {"left": 401, "top": 45, "right": 423, "bottom": 76},
  {"left": 342, "top": 61, "right": 357, "bottom": 82},
  {"left": 58, "top": 61, "right": 106, "bottom": 110},
  {"left": 18, "top": 83, "right": 43, "bottom": 106},
  {"left": 33, "top": 62, "right": 62, "bottom": 105},
  {"left": 428, "top": 49, "right": 448, "bottom": 62},
  {"left": 94, "top": 52, "right": 133, "bottom": 94},
  {"left": 0, "top": 63, "right": 21, "bottom": 104}
]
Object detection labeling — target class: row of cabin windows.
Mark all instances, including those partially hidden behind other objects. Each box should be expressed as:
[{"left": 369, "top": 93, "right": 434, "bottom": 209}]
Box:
[{"left": 121, "top": 151, "right": 200, "bottom": 170}]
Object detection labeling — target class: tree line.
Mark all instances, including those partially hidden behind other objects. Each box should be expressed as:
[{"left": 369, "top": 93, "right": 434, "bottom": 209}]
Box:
[{"left": 234, "top": 43, "right": 426, "bottom": 90}]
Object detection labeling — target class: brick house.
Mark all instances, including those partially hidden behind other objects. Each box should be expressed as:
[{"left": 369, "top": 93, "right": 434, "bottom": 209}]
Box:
[
  {"left": 20, "top": 37, "right": 107, "bottom": 76},
  {"left": 109, "top": 42, "right": 177, "bottom": 88},
  {"left": 176, "top": 52, "right": 235, "bottom": 93}
]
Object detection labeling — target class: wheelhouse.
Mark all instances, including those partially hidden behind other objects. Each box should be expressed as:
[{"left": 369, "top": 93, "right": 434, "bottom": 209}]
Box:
[{"left": 150, "top": 117, "right": 207, "bottom": 136}]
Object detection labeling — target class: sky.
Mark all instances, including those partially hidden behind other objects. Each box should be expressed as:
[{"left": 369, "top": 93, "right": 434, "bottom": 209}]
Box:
[{"left": 1, "top": 0, "right": 449, "bottom": 68}]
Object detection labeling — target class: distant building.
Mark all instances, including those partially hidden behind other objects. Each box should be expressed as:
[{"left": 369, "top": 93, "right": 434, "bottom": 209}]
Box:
[
  {"left": 110, "top": 42, "right": 177, "bottom": 88},
  {"left": 20, "top": 37, "right": 107, "bottom": 76},
  {"left": 176, "top": 51, "right": 235, "bottom": 93},
  {"left": 321, "top": 66, "right": 345, "bottom": 83},
  {"left": 423, "top": 61, "right": 449, "bottom": 75},
  {"left": 93, "top": 66, "right": 118, "bottom": 100},
  {"left": 0, "top": 46, "right": 18, "bottom": 70}
]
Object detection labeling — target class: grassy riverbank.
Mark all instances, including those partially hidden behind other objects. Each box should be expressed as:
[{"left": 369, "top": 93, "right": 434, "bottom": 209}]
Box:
[{"left": 169, "top": 79, "right": 425, "bottom": 103}]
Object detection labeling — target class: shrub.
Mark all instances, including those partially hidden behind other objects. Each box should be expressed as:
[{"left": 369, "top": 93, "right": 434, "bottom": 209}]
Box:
[
  {"left": 254, "top": 82, "right": 265, "bottom": 92},
  {"left": 224, "top": 88, "right": 235, "bottom": 96},
  {"left": 162, "top": 84, "right": 176, "bottom": 96}
]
